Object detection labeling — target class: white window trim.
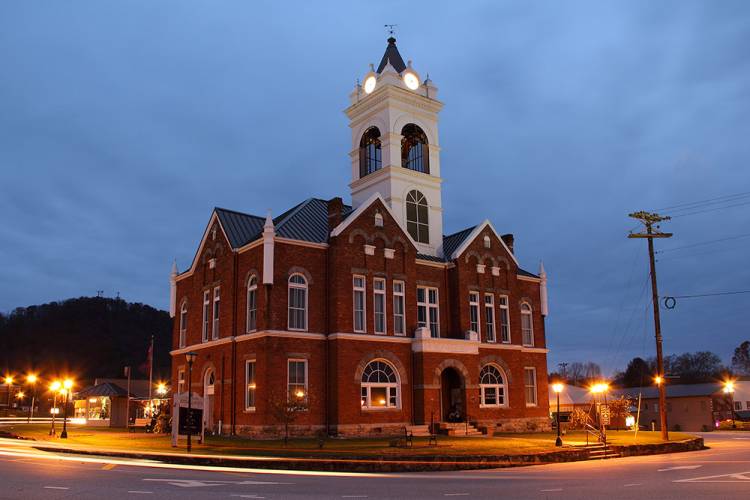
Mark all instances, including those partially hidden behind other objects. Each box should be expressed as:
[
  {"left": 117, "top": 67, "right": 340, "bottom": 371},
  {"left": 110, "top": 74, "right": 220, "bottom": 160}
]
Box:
[
  {"left": 417, "top": 286, "right": 440, "bottom": 338},
  {"left": 247, "top": 276, "right": 258, "bottom": 333},
  {"left": 524, "top": 366, "right": 538, "bottom": 407},
  {"left": 479, "top": 364, "right": 507, "bottom": 408},
  {"left": 360, "top": 359, "right": 400, "bottom": 410},
  {"left": 469, "top": 291, "right": 480, "bottom": 337},
  {"left": 521, "top": 302, "right": 534, "bottom": 347},
  {"left": 288, "top": 274, "right": 308, "bottom": 332},
  {"left": 287, "top": 358, "right": 309, "bottom": 402},
  {"left": 393, "top": 280, "right": 406, "bottom": 336},
  {"left": 373, "top": 277, "right": 387, "bottom": 335},
  {"left": 202, "top": 290, "right": 210, "bottom": 343},
  {"left": 499, "top": 295, "right": 511, "bottom": 344},
  {"left": 353, "top": 275, "right": 367, "bottom": 333},
  {"left": 212, "top": 286, "right": 220, "bottom": 340},
  {"left": 179, "top": 302, "right": 188, "bottom": 348},
  {"left": 177, "top": 368, "right": 186, "bottom": 395},
  {"left": 245, "top": 359, "right": 256, "bottom": 411},
  {"left": 484, "top": 294, "right": 496, "bottom": 343}
]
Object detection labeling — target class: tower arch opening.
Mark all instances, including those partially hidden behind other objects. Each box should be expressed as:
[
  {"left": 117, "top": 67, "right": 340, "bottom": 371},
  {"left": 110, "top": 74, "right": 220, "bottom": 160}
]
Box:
[
  {"left": 401, "top": 124, "right": 429, "bottom": 174},
  {"left": 359, "top": 126, "right": 382, "bottom": 178}
]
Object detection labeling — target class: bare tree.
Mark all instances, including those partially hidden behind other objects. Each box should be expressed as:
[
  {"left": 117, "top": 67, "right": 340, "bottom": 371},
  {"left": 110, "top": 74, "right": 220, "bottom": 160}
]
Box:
[{"left": 268, "top": 390, "right": 309, "bottom": 446}]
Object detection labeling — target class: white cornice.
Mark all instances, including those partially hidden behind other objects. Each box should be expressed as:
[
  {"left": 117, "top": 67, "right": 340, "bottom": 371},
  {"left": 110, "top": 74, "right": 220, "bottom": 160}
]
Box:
[
  {"left": 275, "top": 237, "right": 329, "bottom": 250},
  {"left": 518, "top": 275, "right": 542, "bottom": 283},
  {"left": 170, "top": 336, "right": 234, "bottom": 356},
  {"left": 236, "top": 330, "right": 326, "bottom": 343},
  {"left": 328, "top": 332, "right": 412, "bottom": 344},
  {"left": 412, "top": 337, "right": 479, "bottom": 354},
  {"left": 415, "top": 259, "right": 449, "bottom": 268}
]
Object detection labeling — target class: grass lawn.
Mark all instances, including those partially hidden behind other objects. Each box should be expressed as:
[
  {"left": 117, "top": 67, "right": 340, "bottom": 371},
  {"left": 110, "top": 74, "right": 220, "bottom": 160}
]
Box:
[{"left": 2, "top": 424, "right": 694, "bottom": 458}]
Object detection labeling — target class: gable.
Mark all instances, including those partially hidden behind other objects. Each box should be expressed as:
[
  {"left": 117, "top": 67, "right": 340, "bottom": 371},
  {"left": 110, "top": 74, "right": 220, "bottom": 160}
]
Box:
[
  {"left": 449, "top": 220, "right": 520, "bottom": 267},
  {"left": 178, "top": 211, "right": 234, "bottom": 279},
  {"left": 330, "top": 193, "right": 418, "bottom": 250}
]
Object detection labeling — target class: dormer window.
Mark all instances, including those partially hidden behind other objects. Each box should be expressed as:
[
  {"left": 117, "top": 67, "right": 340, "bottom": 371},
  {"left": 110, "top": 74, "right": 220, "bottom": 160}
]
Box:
[
  {"left": 406, "top": 190, "right": 429, "bottom": 244},
  {"left": 401, "top": 124, "right": 429, "bottom": 174},
  {"left": 359, "top": 127, "right": 382, "bottom": 178}
]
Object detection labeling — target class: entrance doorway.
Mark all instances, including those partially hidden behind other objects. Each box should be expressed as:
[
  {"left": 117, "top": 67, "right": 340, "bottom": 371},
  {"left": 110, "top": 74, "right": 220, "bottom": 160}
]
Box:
[
  {"left": 203, "top": 369, "right": 215, "bottom": 432},
  {"left": 440, "top": 367, "right": 464, "bottom": 422}
]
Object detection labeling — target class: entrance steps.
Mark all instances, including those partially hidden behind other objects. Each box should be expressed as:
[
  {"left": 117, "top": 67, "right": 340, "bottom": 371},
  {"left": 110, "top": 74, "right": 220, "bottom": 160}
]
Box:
[
  {"left": 437, "top": 422, "right": 484, "bottom": 437},
  {"left": 575, "top": 443, "right": 621, "bottom": 460}
]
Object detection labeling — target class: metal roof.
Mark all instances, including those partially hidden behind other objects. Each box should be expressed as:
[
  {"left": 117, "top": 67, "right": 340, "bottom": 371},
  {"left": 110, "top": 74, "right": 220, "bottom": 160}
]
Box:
[
  {"left": 442, "top": 225, "right": 476, "bottom": 259},
  {"left": 75, "top": 382, "right": 130, "bottom": 399},
  {"left": 215, "top": 208, "right": 265, "bottom": 248},
  {"left": 612, "top": 383, "right": 724, "bottom": 399},
  {"left": 376, "top": 37, "right": 407, "bottom": 74}
]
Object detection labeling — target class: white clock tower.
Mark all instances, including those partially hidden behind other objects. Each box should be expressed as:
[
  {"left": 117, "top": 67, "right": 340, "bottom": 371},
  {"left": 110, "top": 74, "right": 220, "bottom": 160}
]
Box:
[{"left": 345, "top": 37, "right": 445, "bottom": 257}]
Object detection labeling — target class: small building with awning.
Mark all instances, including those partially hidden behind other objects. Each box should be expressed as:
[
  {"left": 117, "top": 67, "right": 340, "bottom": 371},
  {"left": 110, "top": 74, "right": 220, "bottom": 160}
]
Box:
[{"left": 73, "top": 379, "right": 169, "bottom": 428}]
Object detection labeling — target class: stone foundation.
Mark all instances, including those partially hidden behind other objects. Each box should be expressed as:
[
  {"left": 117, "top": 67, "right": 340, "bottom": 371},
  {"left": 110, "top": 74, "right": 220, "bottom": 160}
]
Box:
[{"left": 476, "top": 416, "right": 551, "bottom": 434}]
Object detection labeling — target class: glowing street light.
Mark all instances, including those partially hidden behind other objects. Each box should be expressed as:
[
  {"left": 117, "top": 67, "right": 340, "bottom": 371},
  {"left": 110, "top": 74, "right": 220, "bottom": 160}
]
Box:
[
  {"left": 589, "top": 382, "right": 610, "bottom": 445},
  {"left": 60, "top": 379, "right": 74, "bottom": 439},
  {"left": 552, "top": 383, "right": 564, "bottom": 447},
  {"left": 654, "top": 375, "right": 663, "bottom": 386},
  {"left": 26, "top": 374, "right": 38, "bottom": 423},
  {"left": 4, "top": 376, "right": 13, "bottom": 408},
  {"left": 156, "top": 383, "right": 168, "bottom": 396},
  {"left": 15, "top": 391, "right": 25, "bottom": 400},
  {"left": 724, "top": 380, "right": 737, "bottom": 429},
  {"left": 49, "top": 380, "right": 61, "bottom": 436}
]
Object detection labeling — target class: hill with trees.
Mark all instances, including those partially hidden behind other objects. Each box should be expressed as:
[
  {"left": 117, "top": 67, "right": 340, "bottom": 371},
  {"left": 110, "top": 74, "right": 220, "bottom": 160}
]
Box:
[{"left": 0, "top": 297, "right": 172, "bottom": 384}]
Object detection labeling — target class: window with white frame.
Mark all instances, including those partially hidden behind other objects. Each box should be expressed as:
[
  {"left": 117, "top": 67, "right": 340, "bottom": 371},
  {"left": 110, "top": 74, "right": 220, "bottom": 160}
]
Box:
[
  {"left": 393, "top": 281, "right": 405, "bottom": 336},
  {"left": 524, "top": 367, "right": 538, "bottom": 406},
  {"left": 735, "top": 401, "right": 743, "bottom": 411},
  {"left": 179, "top": 302, "right": 188, "bottom": 348},
  {"left": 247, "top": 275, "right": 257, "bottom": 332},
  {"left": 353, "top": 275, "right": 366, "bottom": 333},
  {"left": 245, "top": 360, "right": 256, "bottom": 410},
  {"left": 479, "top": 364, "right": 506, "bottom": 407},
  {"left": 484, "top": 295, "right": 495, "bottom": 343},
  {"left": 288, "top": 274, "right": 308, "bottom": 331},
  {"left": 469, "top": 292, "right": 480, "bottom": 335},
  {"left": 417, "top": 286, "right": 439, "bottom": 338},
  {"left": 499, "top": 296, "right": 510, "bottom": 343},
  {"left": 202, "top": 290, "right": 210, "bottom": 342},
  {"left": 374, "top": 278, "right": 386, "bottom": 334},
  {"left": 360, "top": 360, "right": 399, "bottom": 409},
  {"left": 288, "top": 359, "right": 308, "bottom": 401},
  {"left": 178, "top": 368, "right": 185, "bottom": 394},
  {"left": 212, "top": 287, "right": 220, "bottom": 340},
  {"left": 521, "top": 303, "right": 534, "bottom": 346}
]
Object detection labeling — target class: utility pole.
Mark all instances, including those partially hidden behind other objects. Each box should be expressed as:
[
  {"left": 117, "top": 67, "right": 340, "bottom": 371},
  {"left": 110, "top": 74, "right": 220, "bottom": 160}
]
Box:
[{"left": 628, "top": 211, "right": 672, "bottom": 441}]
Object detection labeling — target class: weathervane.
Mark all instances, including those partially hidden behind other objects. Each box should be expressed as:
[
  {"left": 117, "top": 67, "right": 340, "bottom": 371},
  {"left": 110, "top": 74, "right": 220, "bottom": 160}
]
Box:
[{"left": 384, "top": 24, "right": 397, "bottom": 37}]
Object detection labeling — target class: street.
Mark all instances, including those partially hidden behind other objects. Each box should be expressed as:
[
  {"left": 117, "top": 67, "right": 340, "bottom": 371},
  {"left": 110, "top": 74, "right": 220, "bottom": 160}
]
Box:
[{"left": 0, "top": 433, "right": 748, "bottom": 499}]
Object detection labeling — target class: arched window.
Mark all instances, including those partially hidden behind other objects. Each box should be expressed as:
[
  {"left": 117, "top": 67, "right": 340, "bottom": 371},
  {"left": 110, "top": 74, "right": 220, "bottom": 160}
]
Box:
[
  {"left": 359, "top": 127, "right": 382, "bottom": 177},
  {"left": 288, "top": 273, "right": 308, "bottom": 331},
  {"left": 361, "top": 360, "right": 399, "bottom": 409},
  {"left": 479, "top": 364, "right": 507, "bottom": 407},
  {"left": 521, "top": 303, "right": 534, "bottom": 347},
  {"left": 179, "top": 301, "right": 188, "bottom": 348},
  {"left": 247, "top": 275, "right": 258, "bottom": 332},
  {"left": 401, "top": 124, "right": 429, "bottom": 173},
  {"left": 406, "top": 190, "right": 429, "bottom": 244}
]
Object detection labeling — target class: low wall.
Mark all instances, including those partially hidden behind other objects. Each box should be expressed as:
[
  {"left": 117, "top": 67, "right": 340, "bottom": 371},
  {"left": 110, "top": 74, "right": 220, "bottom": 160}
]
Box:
[{"left": 610, "top": 436, "right": 705, "bottom": 457}]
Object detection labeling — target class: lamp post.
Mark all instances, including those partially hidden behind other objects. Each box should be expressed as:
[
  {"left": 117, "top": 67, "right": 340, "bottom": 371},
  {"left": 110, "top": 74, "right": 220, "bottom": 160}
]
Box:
[
  {"left": 552, "top": 383, "right": 564, "bottom": 446},
  {"left": 724, "top": 381, "right": 736, "bottom": 429},
  {"left": 26, "top": 374, "right": 38, "bottom": 423},
  {"left": 156, "top": 383, "right": 167, "bottom": 415},
  {"left": 60, "top": 379, "right": 73, "bottom": 439},
  {"left": 4, "top": 376, "right": 13, "bottom": 409},
  {"left": 185, "top": 352, "right": 197, "bottom": 452},
  {"left": 590, "top": 382, "right": 610, "bottom": 445},
  {"left": 49, "top": 380, "right": 61, "bottom": 436}
]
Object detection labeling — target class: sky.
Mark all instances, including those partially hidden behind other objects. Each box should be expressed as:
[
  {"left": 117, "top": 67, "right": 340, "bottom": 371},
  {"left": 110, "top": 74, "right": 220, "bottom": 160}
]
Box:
[{"left": 1, "top": 1, "right": 749, "bottom": 374}]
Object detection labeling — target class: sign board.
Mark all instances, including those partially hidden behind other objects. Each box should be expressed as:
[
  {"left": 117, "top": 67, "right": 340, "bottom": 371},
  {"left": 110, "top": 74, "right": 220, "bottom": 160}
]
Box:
[
  {"left": 600, "top": 405, "right": 611, "bottom": 425},
  {"left": 178, "top": 407, "right": 203, "bottom": 435}
]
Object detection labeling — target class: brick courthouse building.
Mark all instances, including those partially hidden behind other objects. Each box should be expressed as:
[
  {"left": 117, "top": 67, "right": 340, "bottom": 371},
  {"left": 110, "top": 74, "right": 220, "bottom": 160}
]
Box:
[{"left": 170, "top": 38, "right": 552, "bottom": 437}]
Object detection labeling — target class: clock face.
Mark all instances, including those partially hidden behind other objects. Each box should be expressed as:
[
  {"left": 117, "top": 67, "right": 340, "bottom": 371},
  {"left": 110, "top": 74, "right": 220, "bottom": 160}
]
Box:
[
  {"left": 363, "top": 75, "right": 377, "bottom": 94},
  {"left": 403, "top": 71, "right": 419, "bottom": 90}
]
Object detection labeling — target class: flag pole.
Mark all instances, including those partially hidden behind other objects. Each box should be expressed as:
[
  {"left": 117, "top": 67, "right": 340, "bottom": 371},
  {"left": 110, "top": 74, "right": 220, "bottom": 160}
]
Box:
[{"left": 148, "top": 335, "right": 154, "bottom": 404}]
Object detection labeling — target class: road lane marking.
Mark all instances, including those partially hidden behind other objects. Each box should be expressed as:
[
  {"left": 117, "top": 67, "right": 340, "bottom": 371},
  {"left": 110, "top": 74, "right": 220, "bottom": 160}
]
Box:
[
  {"left": 623, "top": 483, "right": 642, "bottom": 487},
  {"left": 127, "top": 491, "right": 153, "bottom": 495},
  {"left": 102, "top": 463, "right": 117, "bottom": 470},
  {"left": 341, "top": 496, "right": 369, "bottom": 498},
  {"left": 44, "top": 486, "right": 69, "bottom": 490},
  {"left": 658, "top": 465, "right": 702, "bottom": 472},
  {"left": 540, "top": 488, "right": 563, "bottom": 492},
  {"left": 230, "top": 496, "right": 265, "bottom": 499},
  {"left": 444, "top": 494, "right": 469, "bottom": 497},
  {"left": 674, "top": 471, "right": 750, "bottom": 483},
  {"left": 143, "top": 479, "right": 291, "bottom": 488}
]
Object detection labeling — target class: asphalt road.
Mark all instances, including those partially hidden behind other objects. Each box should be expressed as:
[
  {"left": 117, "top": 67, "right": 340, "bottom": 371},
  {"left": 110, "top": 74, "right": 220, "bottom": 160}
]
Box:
[{"left": 0, "top": 432, "right": 748, "bottom": 499}]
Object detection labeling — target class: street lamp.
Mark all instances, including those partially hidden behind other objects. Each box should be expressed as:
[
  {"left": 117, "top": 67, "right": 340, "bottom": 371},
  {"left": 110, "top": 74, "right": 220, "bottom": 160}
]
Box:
[
  {"left": 590, "top": 382, "right": 610, "bottom": 445},
  {"left": 49, "top": 380, "right": 61, "bottom": 436},
  {"left": 552, "top": 383, "right": 564, "bottom": 446},
  {"left": 724, "top": 381, "right": 736, "bottom": 429},
  {"left": 4, "top": 376, "right": 13, "bottom": 409},
  {"left": 60, "top": 379, "right": 73, "bottom": 439},
  {"left": 26, "top": 374, "right": 38, "bottom": 423},
  {"left": 185, "top": 352, "right": 198, "bottom": 452},
  {"left": 654, "top": 375, "right": 662, "bottom": 386}
]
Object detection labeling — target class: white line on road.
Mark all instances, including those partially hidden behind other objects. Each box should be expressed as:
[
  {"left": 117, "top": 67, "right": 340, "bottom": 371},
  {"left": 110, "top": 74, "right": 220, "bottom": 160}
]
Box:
[
  {"left": 127, "top": 491, "right": 153, "bottom": 495},
  {"left": 444, "top": 494, "right": 469, "bottom": 496},
  {"left": 229, "top": 496, "right": 265, "bottom": 499},
  {"left": 623, "top": 483, "right": 642, "bottom": 487},
  {"left": 658, "top": 465, "right": 702, "bottom": 472},
  {"left": 540, "top": 488, "right": 563, "bottom": 492},
  {"left": 341, "top": 496, "right": 368, "bottom": 498},
  {"left": 44, "top": 486, "right": 69, "bottom": 490}
]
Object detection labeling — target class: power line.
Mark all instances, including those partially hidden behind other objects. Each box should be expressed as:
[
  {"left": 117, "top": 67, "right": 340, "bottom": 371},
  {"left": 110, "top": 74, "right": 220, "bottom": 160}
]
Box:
[
  {"left": 655, "top": 190, "right": 750, "bottom": 212},
  {"left": 665, "top": 290, "right": 750, "bottom": 299},
  {"left": 657, "top": 232, "right": 750, "bottom": 253},
  {"left": 666, "top": 200, "right": 750, "bottom": 219}
]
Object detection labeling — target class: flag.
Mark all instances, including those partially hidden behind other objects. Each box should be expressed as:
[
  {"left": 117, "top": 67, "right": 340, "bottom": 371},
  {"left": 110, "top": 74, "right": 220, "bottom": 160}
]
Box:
[{"left": 139, "top": 338, "right": 153, "bottom": 376}]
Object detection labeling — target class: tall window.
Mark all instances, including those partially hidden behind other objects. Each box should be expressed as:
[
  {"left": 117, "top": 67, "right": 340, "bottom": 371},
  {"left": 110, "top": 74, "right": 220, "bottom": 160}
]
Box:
[
  {"left": 479, "top": 364, "right": 506, "bottom": 407},
  {"left": 212, "top": 287, "right": 220, "bottom": 340},
  {"left": 179, "top": 302, "right": 187, "bottom": 348},
  {"left": 374, "top": 278, "right": 386, "bottom": 334},
  {"left": 417, "top": 286, "right": 439, "bottom": 338},
  {"left": 202, "top": 290, "right": 210, "bottom": 342},
  {"left": 245, "top": 360, "right": 256, "bottom": 410},
  {"left": 524, "top": 367, "right": 538, "bottom": 406},
  {"left": 353, "top": 275, "right": 366, "bottom": 333},
  {"left": 521, "top": 303, "right": 534, "bottom": 346},
  {"left": 178, "top": 369, "right": 185, "bottom": 394},
  {"left": 393, "top": 281, "right": 405, "bottom": 336},
  {"left": 247, "top": 275, "right": 257, "bottom": 332},
  {"left": 484, "top": 294, "right": 496, "bottom": 343},
  {"left": 401, "top": 123, "right": 429, "bottom": 174},
  {"left": 361, "top": 360, "right": 399, "bottom": 409},
  {"left": 359, "top": 126, "right": 382, "bottom": 177},
  {"left": 469, "top": 292, "right": 480, "bottom": 335},
  {"left": 288, "top": 359, "right": 308, "bottom": 401},
  {"left": 288, "top": 274, "right": 308, "bottom": 331},
  {"left": 499, "top": 296, "right": 510, "bottom": 343},
  {"left": 406, "top": 190, "right": 429, "bottom": 244}
]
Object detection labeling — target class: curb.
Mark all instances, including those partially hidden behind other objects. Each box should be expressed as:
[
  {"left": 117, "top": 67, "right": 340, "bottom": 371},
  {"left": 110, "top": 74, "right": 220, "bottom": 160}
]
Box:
[{"left": 30, "top": 437, "right": 705, "bottom": 473}]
